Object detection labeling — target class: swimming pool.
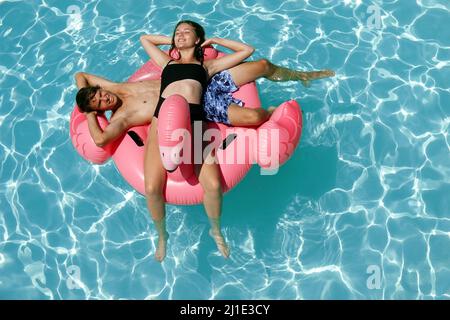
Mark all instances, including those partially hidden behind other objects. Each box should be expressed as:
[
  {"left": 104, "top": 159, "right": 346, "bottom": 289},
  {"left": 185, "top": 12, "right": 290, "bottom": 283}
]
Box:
[{"left": 0, "top": 0, "right": 449, "bottom": 299}]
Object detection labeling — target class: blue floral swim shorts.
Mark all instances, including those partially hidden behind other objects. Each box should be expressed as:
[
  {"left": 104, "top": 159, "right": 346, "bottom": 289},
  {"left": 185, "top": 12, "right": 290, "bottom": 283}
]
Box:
[{"left": 203, "top": 70, "right": 244, "bottom": 125}]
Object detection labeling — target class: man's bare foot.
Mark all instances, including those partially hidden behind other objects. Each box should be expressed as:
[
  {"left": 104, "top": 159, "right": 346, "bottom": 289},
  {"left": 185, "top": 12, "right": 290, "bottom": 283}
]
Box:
[
  {"left": 155, "top": 232, "right": 169, "bottom": 262},
  {"left": 301, "top": 69, "right": 335, "bottom": 87},
  {"left": 301, "top": 79, "right": 311, "bottom": 88},
  {"left": 268, "top": 106, "right": 277, "bottom": 115},
  {"left": 209, "top": 229, "right": 230, "bottom": 258}
]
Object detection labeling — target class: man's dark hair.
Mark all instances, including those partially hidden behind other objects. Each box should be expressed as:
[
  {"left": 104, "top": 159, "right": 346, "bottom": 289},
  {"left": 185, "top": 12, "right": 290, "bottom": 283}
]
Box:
[{"left": 76, "top": 85, "right": 100, "bottom": 113}]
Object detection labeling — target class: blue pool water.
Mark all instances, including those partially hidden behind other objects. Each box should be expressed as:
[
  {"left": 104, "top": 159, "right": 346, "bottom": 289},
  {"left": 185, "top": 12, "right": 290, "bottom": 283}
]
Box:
[{"left": 0, "top": 0, "right": 449, "bottom": 299}]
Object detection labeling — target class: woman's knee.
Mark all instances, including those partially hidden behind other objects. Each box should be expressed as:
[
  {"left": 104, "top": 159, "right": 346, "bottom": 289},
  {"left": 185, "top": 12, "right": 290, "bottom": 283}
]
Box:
[
  {"left": 200, "top": 175, "right": 222, "bottom": 194},
  {"left": 145, "top": 182, "right": 163, "bottom": 200}
]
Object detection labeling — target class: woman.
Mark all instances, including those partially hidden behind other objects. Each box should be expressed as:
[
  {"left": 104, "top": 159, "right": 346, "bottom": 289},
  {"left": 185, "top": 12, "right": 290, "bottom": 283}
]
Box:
[{"left": 140, "top": 20, "right": 254, "bottom": 261}]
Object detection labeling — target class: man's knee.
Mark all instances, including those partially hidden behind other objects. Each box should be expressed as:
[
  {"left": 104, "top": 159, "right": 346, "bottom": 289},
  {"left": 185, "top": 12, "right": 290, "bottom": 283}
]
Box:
[
  {"left": 246, "top": 109, "right": 268, "bottom": 124},
  {"left": 258, "top": 58, "right": 271, "bottom": 73}
]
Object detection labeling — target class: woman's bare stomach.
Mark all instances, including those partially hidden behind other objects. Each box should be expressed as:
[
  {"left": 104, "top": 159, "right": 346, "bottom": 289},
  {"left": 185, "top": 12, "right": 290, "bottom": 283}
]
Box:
[{"left": 161, "top": 80, "right": 203, "bottom": 104}]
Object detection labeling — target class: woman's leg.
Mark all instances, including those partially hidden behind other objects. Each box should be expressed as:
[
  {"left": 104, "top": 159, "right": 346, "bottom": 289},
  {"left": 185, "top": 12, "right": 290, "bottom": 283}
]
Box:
[
  {"left": 228, "top": 59, "right": 335, "bottom": 87},
  {"left": 144, "top": 117, "right": 169, "bottom": 262},
  {"left": 196, "top": 140, "right": 229, "bottom": 258}
]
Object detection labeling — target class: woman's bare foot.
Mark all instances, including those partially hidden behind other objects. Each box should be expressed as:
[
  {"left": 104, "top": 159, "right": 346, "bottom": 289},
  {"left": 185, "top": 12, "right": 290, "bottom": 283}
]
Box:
[
  {"left": 155, "top": 232, "right": 169, "bottom": 262},
  {"left": 209, "top": 229, "right": 230, "bottom": 258}
]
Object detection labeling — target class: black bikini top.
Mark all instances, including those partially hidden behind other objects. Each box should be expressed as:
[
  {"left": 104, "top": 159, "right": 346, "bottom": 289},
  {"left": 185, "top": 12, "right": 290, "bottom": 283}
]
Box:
[{"left": 159, "top": 60, "right": 208, "bottom": 96}]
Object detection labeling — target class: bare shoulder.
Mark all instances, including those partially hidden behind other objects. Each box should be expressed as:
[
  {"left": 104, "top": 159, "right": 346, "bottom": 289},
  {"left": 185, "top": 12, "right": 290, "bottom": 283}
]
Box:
[
  {"left": 111, "top": 107, "right": 150, "bottom": 128},
  {"left": 109, "top": 111, "right": 130, "bottom": 126},
  {"left": 120, "top": 79, "right": 161, "bottom": 96}
]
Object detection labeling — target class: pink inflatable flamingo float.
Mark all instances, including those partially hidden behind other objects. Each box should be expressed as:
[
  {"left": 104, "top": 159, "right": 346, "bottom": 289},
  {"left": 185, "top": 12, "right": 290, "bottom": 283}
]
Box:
[{"left": 70, "top": 48, "right": 303, "bottom": 205}]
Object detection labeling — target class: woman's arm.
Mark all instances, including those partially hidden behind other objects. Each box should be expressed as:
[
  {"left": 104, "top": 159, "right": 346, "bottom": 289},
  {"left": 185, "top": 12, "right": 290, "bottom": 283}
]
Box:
[
  {"left": 139, "top": 34, "right": 172, "bottom": 68},
  {"left": 203, "top": 38, "right": 254, "bottom": 76}
]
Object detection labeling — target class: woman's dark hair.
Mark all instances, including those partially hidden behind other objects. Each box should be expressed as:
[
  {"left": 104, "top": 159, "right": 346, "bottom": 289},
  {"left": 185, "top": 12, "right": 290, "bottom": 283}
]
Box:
[
  {"left": 169, "top": 20, "right": 205, "bottom": 63},
  {"left": 76, "top": 85, "right": 100, "bottom": 113}
]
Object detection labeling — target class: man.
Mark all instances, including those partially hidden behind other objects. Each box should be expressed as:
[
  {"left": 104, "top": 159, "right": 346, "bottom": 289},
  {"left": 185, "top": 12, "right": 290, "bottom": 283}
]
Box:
[
  {"left": 75, "top": 72, "right": 159, "bottom": 147},
  {"left": 75, "top": 59, "right": 334, "bottom": 147}
]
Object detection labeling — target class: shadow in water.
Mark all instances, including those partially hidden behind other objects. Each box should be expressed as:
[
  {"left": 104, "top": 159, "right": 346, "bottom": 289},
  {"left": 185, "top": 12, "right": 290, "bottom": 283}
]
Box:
[
  {"left": 169, "top": 143, "right": 338, "bottom": 277},
  {"left": 222, "top": 144, "right": 338, "bottom": 257}
]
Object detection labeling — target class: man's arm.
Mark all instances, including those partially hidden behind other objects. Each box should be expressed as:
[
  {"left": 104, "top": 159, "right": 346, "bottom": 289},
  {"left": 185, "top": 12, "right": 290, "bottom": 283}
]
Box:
[
  {"left": 75, "top": 72, "right": 116, "bottom": 89},
  {"left": 86, "top": 113, "right": 128, "bottom": 147}
]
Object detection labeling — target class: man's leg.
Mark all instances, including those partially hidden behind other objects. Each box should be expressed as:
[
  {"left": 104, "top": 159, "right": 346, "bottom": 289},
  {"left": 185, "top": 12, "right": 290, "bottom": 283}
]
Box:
[
  {"left": 227, "top": 104, "right": 276, "bottom": 127},
  {"left": 228, "top": 60, "right": 272, "bottom": 87},
  {"left": 228, "top": 59, "right": 335, "bottom": 87}
]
